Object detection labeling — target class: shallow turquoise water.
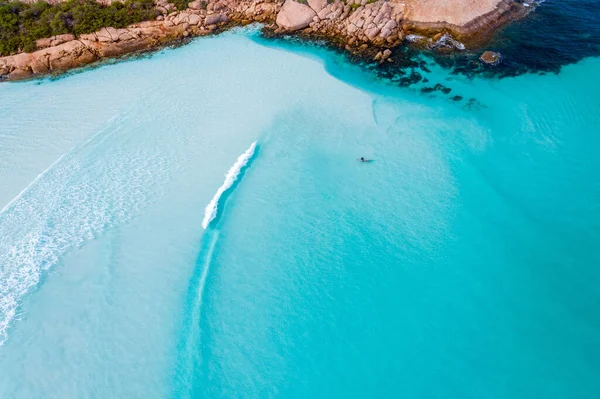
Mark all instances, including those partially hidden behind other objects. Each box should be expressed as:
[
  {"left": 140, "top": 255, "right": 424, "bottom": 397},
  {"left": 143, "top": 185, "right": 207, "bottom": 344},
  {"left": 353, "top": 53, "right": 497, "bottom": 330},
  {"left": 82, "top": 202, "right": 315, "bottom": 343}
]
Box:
[{"left": 0, "top": 30, "right": 599, "bottom": 398}]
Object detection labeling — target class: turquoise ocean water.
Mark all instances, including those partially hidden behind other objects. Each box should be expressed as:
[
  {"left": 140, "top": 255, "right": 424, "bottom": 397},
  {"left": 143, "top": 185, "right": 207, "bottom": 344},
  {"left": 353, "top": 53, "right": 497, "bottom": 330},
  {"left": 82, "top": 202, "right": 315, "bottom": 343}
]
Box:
[{"left": 0, "top": 27, "right": 599, "bottom": 397}]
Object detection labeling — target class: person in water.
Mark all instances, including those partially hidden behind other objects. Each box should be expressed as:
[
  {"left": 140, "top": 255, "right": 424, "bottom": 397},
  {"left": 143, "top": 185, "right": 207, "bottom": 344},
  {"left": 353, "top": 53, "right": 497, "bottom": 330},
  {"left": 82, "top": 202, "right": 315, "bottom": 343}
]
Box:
[{"left": 360, "top": 157, "right": 365, "bottom": 162}]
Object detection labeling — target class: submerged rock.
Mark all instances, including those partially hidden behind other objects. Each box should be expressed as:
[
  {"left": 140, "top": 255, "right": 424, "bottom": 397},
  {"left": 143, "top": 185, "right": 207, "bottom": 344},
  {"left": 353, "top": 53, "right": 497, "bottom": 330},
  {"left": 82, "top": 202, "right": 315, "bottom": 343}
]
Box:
[{"left": 480, "top": 51, "right": 502, "bottom": 65}]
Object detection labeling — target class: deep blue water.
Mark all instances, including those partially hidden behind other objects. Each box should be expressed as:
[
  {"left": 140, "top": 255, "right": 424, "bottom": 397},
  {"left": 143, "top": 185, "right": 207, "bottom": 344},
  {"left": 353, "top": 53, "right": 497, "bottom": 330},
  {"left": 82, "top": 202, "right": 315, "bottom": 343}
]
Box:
[{"left": 0, "top": 2, "right": 599, "bottom": 398}]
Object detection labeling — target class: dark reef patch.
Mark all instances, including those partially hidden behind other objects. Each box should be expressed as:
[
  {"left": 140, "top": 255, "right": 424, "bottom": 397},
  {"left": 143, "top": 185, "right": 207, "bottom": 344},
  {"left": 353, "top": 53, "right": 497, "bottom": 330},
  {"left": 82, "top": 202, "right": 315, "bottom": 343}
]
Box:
[
  {"left": 433, "top": 84, "right": 452, "bottom": 94},
  {"left": 421, "top": 84, "right": 452, "bottom": 95},
  {"left": 464, "top": 98, "right": 487, "bottom": 110}
]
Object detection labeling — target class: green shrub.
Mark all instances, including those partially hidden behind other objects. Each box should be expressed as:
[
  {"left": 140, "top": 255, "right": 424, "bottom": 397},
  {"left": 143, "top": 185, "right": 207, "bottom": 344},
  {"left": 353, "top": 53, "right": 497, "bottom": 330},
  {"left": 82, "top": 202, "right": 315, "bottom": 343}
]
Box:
[{"left": 0, "top": 0, "right": 157, "bottom": 56}]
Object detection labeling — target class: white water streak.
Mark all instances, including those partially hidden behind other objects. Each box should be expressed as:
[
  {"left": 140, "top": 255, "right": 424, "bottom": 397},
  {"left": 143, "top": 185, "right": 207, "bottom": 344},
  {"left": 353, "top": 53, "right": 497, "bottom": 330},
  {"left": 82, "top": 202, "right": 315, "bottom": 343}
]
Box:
[
  {"left": 202, "top": 141, "right": 257, "bottom": 229},
  {"left": 0, "top": 154, "right": 67, "bottom": 217},
  {"left": 0, "top": 113, "right": 169, "bottom": 346},
  {"left": 0, "top": 113, "right": 121, "bottom": 217}
]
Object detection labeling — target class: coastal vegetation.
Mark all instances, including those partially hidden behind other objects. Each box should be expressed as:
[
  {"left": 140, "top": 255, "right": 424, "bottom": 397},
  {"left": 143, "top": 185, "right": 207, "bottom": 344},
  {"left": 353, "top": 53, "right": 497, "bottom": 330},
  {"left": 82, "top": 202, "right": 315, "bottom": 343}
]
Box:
[{"left": 0, "top": 0, "right": 157, "bottom": 56}]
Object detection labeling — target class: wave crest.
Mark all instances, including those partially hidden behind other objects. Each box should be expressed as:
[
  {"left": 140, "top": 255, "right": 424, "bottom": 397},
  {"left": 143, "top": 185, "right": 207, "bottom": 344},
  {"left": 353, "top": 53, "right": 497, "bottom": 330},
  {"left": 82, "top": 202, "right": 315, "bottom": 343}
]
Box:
[{"left": 202, "top": 141, "right": 257, "bottom": 229}]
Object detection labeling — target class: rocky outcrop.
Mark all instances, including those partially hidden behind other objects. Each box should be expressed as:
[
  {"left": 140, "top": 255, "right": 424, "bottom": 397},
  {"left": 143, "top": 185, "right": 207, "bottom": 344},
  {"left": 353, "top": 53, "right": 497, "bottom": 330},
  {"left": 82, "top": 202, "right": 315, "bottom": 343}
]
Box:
[
  {"left": 0, "top": 41, "right": 97, "bottom": 79},
  {"left": 401, "top": 0, "right": 530, "bottom": 42},
  {"left": 480, "top": 50, "right": 501, "bottom": 65},
  {"left": 0, "top": 0, "right": 532, "bottom": 82},
  {"left": 336, "top": 1, "right": 403, "bottom": 44},
  {"left": 0, "top": 0, "right": 242, "bottom": 81},
  {"left": 276, "top": 0, "right": 316, "bottom": 31},
  {"left": 1, "top": 20, "right": 177, "bottom": 80},
  {"left": 35, "top": 34, "right": 76, "bottom": 50}
]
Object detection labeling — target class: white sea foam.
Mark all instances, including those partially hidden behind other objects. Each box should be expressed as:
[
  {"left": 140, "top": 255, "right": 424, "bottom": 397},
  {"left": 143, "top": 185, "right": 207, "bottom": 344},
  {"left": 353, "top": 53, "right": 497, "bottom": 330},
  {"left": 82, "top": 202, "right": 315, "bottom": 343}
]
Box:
[
  {"left": 0, "top": 119, "right": 170, "bottom": 346},
  {"left": 406, "top": 34, "right": 426, "bottom": 43},
  {"left": 430, "top": 33, "right": 466, "bottom": 51},
  {"left": 0, "top": 154, "right": 67, "bottom": 217},
  {"left": 202, "top": 141, "right": 257, "bottom": 229}
]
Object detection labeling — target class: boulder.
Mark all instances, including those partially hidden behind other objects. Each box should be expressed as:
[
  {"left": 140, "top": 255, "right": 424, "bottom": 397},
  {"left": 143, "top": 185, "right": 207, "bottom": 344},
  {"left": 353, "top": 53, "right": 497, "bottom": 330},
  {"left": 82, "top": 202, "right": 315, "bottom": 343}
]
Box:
[
  {"left": 188, "top": 0, "right": 205, "bottom": 10},
  {"left": 173, "top": 12, "right": 191, "bottom": 25},
  {"left": 46, "top": 41, "right": 96, "bottom": 71},
  {"left": 97, "top": 38, "right": 151, "bottom": 58},
  {"left": 35, "top": 37, "right": 54, "bottom": 50},
  {"left": 204, "top": 13, "right": 227, "bottom": 25},
  {"left": 36, "top": 34, "right": 75, "bottom": 50},
  {"left": 96, "top": 27, "right": 120, "bottom": 42},
  {"left": 276, "top": 0, "right": 317, "bottom": 31},
  {"left": 480, "top": 51, "right": 501, "bottom": 65},
  {"left": 365, "top": 27, "right": 380, "bottom": 40},
  {"left": 0, "top": 60, "right": 10, "bottom": 77},
  {"left": 383, "top": 19, "right": 397, "bottom": 31},
  {"left": 133, "top": 26, "right": 163, "bottom": 37},
  {"left": 79, "top": 33, "right": 98, "bottom": 42},
  {"left": 188, "top": 13, "right": 201, "bottom": 25},
  {"left": 307, "top": 0, "right": 326, "bottom": 13},
  {"left": 9, "top": 67, "right": 33, "bottom": 81},
  {"left": 8, "top": 53, "right": 32, "bottom": 71},
  {"left": 317, "top": 5, "right": 331, "bottom": 20},
  {"left": 30, "top": 57, "right": 51, "bottom": 74}
]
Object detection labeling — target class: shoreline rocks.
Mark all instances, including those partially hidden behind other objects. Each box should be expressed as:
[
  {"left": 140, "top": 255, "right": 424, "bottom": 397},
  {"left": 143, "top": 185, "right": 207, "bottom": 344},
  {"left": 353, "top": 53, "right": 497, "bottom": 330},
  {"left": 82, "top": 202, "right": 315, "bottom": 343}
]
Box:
[{"left": 0, "top": 0, "right": 531, "bottom": 82}]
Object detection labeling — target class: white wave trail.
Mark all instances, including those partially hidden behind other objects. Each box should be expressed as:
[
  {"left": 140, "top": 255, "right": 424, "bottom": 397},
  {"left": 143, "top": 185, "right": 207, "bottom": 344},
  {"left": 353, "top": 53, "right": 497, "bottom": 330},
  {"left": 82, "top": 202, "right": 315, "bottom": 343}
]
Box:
[
  {"left": 0, "top": 113, "right": 121, "bottom": 217},
  {"left": 0, "top": 154, "right": 67, "bottom": 216},
  {"left": 202, "top": 141, "right": 257, "bottom": 229}
]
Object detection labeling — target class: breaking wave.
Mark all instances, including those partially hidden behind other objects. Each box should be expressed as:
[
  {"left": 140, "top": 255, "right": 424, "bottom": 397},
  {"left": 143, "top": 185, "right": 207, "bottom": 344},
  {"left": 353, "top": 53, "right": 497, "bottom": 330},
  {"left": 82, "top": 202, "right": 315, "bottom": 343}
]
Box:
[
  {"left": 405, "top": 34, "right": 426, "bottom": 43},
  {"left": 202, "top": 141, "right": 257, "bottom": 230},
  {"left": 0, "top": 117, "right": 170, "bottom": 346},
  {"left": 430, "top": 33, "right": 465, "bottom": 51}
]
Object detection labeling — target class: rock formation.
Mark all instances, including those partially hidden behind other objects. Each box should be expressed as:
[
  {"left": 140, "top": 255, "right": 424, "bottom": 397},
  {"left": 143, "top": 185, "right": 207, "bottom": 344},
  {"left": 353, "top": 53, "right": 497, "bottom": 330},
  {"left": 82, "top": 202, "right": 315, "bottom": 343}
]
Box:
[
  {"left": 276, "top": 0, "right": 316, "bottom": 31},
  {"left": 0, "top": 0, "right": 532, "bottom": 81}
]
